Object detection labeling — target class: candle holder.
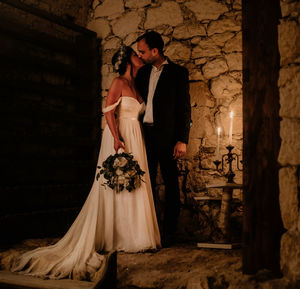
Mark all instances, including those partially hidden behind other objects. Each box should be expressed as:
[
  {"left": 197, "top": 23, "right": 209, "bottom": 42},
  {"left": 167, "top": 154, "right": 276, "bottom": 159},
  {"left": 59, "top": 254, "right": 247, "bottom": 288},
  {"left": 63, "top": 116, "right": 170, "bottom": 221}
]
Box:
[{"left": 213, "top": 145, "right": 243, "bottom": 183}]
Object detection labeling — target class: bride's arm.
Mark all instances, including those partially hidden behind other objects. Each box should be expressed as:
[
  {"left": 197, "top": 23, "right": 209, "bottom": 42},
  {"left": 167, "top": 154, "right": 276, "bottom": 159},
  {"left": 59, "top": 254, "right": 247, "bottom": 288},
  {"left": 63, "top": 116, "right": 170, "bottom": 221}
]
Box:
[{"left": 104, "top": 78, "right": 125, "bottom": 152}]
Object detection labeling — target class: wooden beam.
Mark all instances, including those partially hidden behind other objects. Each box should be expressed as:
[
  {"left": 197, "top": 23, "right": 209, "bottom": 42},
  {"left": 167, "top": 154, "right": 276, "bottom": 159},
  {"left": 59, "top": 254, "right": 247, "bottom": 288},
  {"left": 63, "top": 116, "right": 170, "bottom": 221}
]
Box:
[{"left": 242, "top": 0, "right": 284, "bottom": 275}]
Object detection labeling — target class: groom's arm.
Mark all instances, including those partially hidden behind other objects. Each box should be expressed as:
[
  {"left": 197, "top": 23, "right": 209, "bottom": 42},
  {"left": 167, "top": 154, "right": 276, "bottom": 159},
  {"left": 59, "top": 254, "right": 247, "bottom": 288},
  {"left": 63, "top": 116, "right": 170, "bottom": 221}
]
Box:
[{"left": 175, "top": 66, "right": 191, "bottom": 145}]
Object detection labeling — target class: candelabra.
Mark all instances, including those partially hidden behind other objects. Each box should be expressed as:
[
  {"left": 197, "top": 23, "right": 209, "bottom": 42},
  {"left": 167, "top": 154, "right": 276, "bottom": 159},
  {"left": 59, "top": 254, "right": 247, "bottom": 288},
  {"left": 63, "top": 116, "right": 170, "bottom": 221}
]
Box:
[{"left": 213, "top": 145, "right": 243, "bottom": 183}]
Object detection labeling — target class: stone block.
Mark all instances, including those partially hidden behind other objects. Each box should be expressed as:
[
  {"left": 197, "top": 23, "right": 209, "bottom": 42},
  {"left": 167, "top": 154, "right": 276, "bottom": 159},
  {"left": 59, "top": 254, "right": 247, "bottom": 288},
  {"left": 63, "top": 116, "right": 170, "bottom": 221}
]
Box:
[
  {"left": 280, "top": 1, "right": 300, "bottom": 18},
  {"left": 173, "top": 23, "right": 206, "bottom": 39},
  {"left": 162, "top": 35, "right": 170, "bottom": 46},
  {"left": 186, "top": 137, "right": 202, "bottom": 158},
  {"left": 190, "top": 69, "right": 205, "bottom": 81},
  {"left": 258, "top": 278, "right": 291, "bottom": 289},
  {"left": 279, "top": 166, "right": 299, "bottom": 230},
  {"left": 281, "top": 229, "right": 300, "bottom": 283},
  {"left": 223, "top": 32, "right": 242, "bottom": 53},
  {"left": 190, "top": 107, "right": 213, "bottom": 139},
  {"left": 278, "top": 118, "right": 300, "bottom": 166},
  {"left": 87, "top": 18, "right": 111, "bottom": 39},
  {"left": 103, "top": 37, "right": 121, "bottom": 51},
  {"left": 185, "top": 0, "right": 228, "bottom": 21},
  {"left": 229, "top": 71, "right": 242, "bottom": 83},
  {"left": 278, "top": 20, "right": 300, "bottom": 66},
  {"left": 195, "top": 58, "right": 207, "bottom": 65},
  {"left": 202, "top": 58, "right": 228, "bottom": 79},
  {"left": 163, "top": 26, "right": 173, "bottom": 35},
  {"left": 279, "top": 65, "right": 300, "bottom": 118},
  {"left": 211, "top": 75, "right": 242, "bottom": 99},
  {"left": 112, "top": 11, "right": 141, "bottom": 38},
  {"left": 207, "top": 18, "right": 241, "bottom": 36},
  {"left": 186, "top": 276, "right": 209, "bottom": 289},
  {"left": 144, "top": 1, "right": 183, "bottom": 29},
  {"left": 189, "top": 81, "right": 214, "bottom": 108},
  {"left": 191, "top": 36, "right": 201, "bottom": 45},
  {"left": 124, "top": 32, "right": 140, "bottom": 46},
  {"left": 102, "top": 49, "right": 115, "bottom": 65},
  {"left": 125, "top": 0, "right": 151, "bottom": 9},
  {"left": 225, "top": 52, "right": 242, "bottom": 71},
  {"left": 211, "top": 32, "right": 235, "bottom": 46},
  {"left": 192, "top": 39, "right": 221, "bottom": 58},
  {"left": 233, "top": 0, "right": 242, "bottom": 10},
  {"left": 94, "top": 0, "right": 124, "bottom": 18},
  {"left": 165, "top": 42, "right": 191, "bottom": 62},
  {"left": 186, "top": 169, "right": 207, "bottom": 192}
]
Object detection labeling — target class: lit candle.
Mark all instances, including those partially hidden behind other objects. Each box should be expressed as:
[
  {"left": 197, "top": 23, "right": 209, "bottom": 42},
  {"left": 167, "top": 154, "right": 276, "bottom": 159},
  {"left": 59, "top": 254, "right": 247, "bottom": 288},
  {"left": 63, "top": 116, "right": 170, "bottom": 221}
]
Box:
[
  {"left": 229, "top": 111, "right": 234, "bottom": 144},
  {"left": 216, "top": 127, "right": 221, "bottom": 159}
]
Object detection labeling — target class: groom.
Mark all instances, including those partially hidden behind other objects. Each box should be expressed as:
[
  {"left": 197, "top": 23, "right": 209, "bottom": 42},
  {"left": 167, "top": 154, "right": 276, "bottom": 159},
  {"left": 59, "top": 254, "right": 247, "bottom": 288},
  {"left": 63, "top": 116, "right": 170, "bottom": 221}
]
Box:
[{"left": 135, "top": 31, "right": 191, "bottom": 246}]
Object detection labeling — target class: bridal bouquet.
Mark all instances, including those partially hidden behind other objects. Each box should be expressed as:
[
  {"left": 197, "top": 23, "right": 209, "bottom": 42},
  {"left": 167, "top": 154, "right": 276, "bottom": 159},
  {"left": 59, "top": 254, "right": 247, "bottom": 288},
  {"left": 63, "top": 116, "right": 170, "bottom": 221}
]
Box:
[{"left": 96, "top": 152, "right": 145, "bottom": 193}]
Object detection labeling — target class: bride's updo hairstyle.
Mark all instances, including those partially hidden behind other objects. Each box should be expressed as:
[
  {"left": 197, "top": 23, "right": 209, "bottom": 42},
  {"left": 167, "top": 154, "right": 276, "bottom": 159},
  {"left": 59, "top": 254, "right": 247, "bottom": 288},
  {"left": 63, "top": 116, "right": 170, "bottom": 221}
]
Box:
[{"left": 112, "top": 45, "right": 134, "bottom": 75}]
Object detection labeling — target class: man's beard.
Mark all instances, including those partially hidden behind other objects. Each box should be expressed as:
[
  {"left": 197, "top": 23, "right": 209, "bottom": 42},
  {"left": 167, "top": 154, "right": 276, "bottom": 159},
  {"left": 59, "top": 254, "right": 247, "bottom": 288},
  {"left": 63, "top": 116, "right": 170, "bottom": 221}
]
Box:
[{"left": 142, "top": 58, "right": 154, "bottom": 65}]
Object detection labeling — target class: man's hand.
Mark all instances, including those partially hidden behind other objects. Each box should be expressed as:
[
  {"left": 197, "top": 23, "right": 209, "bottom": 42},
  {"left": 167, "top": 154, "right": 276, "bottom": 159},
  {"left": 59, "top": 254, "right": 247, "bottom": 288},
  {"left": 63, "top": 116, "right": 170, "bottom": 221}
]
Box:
[{"left": 173, "top": 141, "right": 187, "bottom": 159}]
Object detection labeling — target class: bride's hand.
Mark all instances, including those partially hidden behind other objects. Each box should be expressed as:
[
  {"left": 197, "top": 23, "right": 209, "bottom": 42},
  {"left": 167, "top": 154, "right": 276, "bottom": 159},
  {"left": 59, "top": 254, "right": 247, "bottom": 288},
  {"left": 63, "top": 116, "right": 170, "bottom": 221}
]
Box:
[{"left": 114, "top": 138, "right": 125, "bottom": 153}]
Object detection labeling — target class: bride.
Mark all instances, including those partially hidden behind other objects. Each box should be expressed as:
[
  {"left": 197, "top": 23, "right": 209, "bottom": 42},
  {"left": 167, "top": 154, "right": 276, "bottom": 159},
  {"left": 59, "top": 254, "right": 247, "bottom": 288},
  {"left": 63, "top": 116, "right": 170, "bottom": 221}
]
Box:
[{"left": 11, "top": 45, "right": 161, "bottom": 281}]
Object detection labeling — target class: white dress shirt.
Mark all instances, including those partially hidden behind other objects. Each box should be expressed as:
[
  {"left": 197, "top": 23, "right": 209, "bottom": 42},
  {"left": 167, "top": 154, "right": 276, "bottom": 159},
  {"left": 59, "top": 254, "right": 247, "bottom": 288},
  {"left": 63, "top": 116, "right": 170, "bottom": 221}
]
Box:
[{"left": 143, "top": 59, "right": 168, "bottom": 124}]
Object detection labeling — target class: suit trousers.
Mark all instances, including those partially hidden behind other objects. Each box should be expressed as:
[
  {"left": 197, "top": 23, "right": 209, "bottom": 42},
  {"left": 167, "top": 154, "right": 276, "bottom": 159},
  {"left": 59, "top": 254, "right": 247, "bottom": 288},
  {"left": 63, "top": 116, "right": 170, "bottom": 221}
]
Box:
[{"left": 143, "top": 125, "right": 181, "bottom": 235}]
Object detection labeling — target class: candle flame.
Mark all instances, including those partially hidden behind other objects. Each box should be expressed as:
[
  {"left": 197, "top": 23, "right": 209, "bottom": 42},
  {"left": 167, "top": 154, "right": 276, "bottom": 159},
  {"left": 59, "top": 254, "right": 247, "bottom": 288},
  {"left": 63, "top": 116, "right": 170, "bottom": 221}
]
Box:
[
  {"left": 217, "top": 127, "right": 221, "bottom": 135},
  {"left": 230, "top": 111, "right": 234, "bottom": 118}
]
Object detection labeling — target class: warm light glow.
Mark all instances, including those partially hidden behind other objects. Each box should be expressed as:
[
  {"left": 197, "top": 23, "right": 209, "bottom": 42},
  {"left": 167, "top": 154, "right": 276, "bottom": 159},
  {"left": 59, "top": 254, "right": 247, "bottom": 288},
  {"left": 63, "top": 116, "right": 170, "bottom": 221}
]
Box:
[
  {"left": 229, "top": 111, "right": 234, "bottom": 144},
  {"left": 216, "top": 127, "right": 221, "bottom": 159}
]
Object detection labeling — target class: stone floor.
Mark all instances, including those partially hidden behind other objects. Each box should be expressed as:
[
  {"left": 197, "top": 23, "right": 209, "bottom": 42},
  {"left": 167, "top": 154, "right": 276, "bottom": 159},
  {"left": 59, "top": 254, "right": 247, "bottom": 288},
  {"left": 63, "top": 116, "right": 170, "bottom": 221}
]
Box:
[{"left": 0, "top": 238, "right": 291, "bottom": 289}]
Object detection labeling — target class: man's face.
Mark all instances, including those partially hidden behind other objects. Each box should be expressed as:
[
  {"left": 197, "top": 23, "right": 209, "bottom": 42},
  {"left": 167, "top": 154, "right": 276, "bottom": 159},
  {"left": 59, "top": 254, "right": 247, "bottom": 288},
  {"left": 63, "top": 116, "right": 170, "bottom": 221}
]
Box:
[{"left": 137, "top": 38, "right": 157, "bottom": 65}]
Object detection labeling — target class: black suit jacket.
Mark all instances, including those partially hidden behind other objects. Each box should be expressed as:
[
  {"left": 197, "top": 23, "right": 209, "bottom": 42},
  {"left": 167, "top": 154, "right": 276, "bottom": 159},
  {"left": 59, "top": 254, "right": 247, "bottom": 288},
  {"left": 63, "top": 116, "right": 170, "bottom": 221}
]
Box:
[{"left": 135, "top": 60, "right": 191, "bottom": 148}]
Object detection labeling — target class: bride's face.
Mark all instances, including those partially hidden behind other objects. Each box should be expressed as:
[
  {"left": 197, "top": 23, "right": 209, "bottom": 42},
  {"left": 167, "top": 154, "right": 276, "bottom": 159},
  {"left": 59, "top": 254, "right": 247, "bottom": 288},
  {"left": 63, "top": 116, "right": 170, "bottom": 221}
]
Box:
[{"left": 130, "top": 51, "right": 143, "bottom": 69}]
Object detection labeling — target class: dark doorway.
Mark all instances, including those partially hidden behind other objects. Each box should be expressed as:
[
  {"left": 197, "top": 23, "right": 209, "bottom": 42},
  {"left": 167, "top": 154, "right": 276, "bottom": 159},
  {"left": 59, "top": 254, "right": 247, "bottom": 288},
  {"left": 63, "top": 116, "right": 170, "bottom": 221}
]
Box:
[{"left": 0, "top": 0, "right": 100, "bottom": 244}]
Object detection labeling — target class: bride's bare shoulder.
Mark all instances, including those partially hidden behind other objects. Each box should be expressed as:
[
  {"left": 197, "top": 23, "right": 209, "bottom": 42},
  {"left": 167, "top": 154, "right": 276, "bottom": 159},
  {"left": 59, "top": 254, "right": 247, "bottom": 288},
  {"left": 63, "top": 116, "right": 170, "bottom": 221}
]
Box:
[
  {"left": 113, "top": 76, "right": 127, "bottom": 84},
  {"left": 111, "top": 76, "right": 123, "bottom": 85}
]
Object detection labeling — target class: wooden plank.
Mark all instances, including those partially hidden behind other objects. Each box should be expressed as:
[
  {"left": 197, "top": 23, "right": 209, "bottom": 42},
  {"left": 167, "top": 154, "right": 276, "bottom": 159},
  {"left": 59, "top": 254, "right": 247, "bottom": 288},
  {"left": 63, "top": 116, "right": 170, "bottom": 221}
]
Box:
[
  {"left": 193, "top": 196, "right": 221, "bottom": 201},
  {"left": 0, "top": 270, "right": 94, "bottom": 289},
  {"left": 0, "top": 51, "right": 90, "bottom": 80},
  {"left": 197, "top": 243, "right": 241, "bottom": 250},
  {"left": 0, "top": 79, "right": 95, "bottom": 101},
  {"left": 206, "top": 182, "right": 243, "bottom": 189},
  {"left": 0, "top": 18, "right": 95, "bottom": 57}
]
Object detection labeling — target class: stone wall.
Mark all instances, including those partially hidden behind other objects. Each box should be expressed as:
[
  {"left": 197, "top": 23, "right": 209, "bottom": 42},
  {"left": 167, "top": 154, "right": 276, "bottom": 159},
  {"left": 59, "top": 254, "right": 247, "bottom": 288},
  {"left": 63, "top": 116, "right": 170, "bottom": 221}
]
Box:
[
  {"left": 278, "top": 0, "right": 300, "bottom": 283},
  {"left": 87, "top": 0, "right": 243, "bottom": 199}
]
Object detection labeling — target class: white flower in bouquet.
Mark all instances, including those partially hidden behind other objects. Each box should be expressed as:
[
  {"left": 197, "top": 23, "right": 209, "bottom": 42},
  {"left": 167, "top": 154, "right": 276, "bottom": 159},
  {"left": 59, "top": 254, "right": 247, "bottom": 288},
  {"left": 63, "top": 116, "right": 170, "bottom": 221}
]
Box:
[
  {"left": 115, "top": 168, "right": 123, "bottom": 176},
  {"left": 124, "top": 169, "right": 136, "bottom": 178},
  {"left": 117, "top": 175, "right": 126, "bottom": 185},
  {"left": 96, "top": 152, "right": 145, "bottom": 193},
  {"left": 113, "top": 156, "right": 128, "bottom": 168}
]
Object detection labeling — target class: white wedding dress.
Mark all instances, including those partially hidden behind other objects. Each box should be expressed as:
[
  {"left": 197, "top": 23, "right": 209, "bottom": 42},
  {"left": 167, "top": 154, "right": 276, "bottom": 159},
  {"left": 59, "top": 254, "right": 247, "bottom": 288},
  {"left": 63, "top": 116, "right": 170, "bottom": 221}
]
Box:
[{"left": 11, "top": 96, "right": 161, "bottom": 280}]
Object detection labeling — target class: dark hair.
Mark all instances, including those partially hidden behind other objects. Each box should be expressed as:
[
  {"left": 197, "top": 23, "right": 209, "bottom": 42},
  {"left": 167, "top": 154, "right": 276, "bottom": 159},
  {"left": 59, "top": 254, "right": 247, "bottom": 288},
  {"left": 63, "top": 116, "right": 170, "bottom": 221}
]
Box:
[
  {"left": 112, "top": 46, "right": 134, "bottom": 75},
  {"left": 136, "top": 31, "right": 164, "bottom": 55}
]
